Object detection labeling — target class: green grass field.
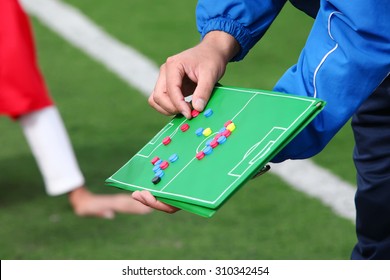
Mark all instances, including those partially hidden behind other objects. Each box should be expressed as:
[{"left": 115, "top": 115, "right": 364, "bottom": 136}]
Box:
[{"left": 0, "top": 0, "right": 356, "bottom": 259}]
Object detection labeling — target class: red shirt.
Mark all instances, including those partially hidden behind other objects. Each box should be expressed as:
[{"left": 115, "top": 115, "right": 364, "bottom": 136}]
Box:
[{"left": 0, "top": 0, "right": 52, "bottom": 119}]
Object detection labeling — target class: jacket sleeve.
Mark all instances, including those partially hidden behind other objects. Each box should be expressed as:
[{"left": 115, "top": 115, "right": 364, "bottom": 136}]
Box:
[
  {"left": 272, "top": 0, "right": 390, "bottom": 162},
  {"left": 196, "top": 0, "right": 287, "bottom": 61}
]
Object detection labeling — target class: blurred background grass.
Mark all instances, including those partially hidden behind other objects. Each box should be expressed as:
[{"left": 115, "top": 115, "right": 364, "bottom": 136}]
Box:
[{"left": 0, "top": 0, "right": 356, "bottom": 259}]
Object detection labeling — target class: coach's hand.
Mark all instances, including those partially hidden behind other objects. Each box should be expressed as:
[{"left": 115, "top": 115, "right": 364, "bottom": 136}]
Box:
[
  {"left": 132, "top": 190, "right": 180, "bottom": 213},
  {"left": 148, "top": 31, "right": 240, "bottom": 119}
]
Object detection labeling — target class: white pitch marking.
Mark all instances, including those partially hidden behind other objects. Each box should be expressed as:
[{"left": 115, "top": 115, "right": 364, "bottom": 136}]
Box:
[
  {"left": 270, "top": 160, "right": 356, "bottom": 222},
  {"left": 20, "top": 0, "right": 159, "bottom": 95}
]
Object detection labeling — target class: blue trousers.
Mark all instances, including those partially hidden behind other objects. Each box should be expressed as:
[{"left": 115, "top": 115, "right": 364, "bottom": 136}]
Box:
[{"left": 351, "top": 76, "right": 390, "bottom": 259}]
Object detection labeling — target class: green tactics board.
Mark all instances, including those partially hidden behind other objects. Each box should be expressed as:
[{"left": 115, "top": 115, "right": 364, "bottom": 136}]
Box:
[{"left": 106, "top": 86, "right": 325, "bottom": 217}]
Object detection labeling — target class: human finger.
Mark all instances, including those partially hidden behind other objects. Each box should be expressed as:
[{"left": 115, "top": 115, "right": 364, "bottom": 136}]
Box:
[
  {"left": 148, "top": 64, "right": 180, "bottom": 115},
  {"left": 148, "top": 93, "right": 176, "bottom": 116},
  {"left": 132, "top": 190, "right": 180, "bottom": 213},
  {"left": 191, "top": 70, "right": 219, "bottom": 112},
  {"left": 165, "top": 57, "right": 192, "bottom": 119}
]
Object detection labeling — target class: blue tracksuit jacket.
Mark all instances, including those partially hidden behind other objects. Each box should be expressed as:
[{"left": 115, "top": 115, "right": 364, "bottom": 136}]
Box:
[{"left": 196, "top": 0, "right": 390, "bottom": 162}]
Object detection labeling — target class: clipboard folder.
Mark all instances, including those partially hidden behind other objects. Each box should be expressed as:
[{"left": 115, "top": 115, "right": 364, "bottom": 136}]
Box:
[{"left": 106, "top": 86, "right": 325, "bottom": 217}]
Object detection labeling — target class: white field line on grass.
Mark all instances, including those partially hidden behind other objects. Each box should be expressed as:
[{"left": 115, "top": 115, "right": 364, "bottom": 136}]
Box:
[
  {"left": 269, "top": 160, "right": 356, "bottom": 221},
  {"left": 21, "top": 0, "right": 357, "bottom": 223},
  {"left": 20, "top": 0, "right": 159, "bottom": 95}
]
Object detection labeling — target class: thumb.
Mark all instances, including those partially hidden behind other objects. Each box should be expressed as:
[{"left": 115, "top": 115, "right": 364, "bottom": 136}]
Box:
[{"left": 191, "top": 79, "right": 216, "bottom": 112}]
